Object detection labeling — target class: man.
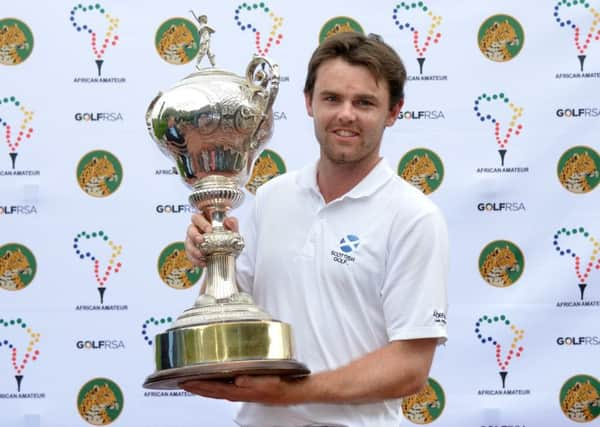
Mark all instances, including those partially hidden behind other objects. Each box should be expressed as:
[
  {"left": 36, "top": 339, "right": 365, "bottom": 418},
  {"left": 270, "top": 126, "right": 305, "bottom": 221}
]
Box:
[{"left": 183, "top": 32, "right": 448, "bottom": 427}]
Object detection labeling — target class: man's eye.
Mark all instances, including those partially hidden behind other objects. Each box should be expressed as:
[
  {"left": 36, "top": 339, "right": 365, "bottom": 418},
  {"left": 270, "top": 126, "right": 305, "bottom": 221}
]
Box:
[
  {"left": 324, "top": 96, "right": 337, "bottom": 102},
  {"left": 357, "top": 99, "right": 374, "bottom": 107}
]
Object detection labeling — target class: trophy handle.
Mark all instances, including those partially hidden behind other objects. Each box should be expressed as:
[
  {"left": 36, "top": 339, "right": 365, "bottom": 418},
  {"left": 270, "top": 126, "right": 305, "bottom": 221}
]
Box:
[{"left": 246, "top": 56, "right": 280, "bottom": 150}]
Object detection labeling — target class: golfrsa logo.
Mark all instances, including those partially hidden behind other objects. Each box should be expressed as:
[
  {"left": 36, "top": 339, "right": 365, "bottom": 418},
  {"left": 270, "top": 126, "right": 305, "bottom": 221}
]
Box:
[
  {"left": 74, "top": 112, "right": 123, "bottom": 122},
  {"left": 77, "top": 377, "right": 124, "bottom": 425},
  {"left": 0, "top": 243, "right": 36, "bottom": 291}
]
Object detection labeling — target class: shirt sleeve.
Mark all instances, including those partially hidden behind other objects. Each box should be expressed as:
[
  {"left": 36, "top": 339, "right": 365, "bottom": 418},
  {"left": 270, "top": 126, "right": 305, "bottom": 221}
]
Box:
[
  {"left": 381, "top": 207, "right": 449, "bottom": 344},
  {"left": 236, "top": 197, "right": 258, "bottom": 295}
]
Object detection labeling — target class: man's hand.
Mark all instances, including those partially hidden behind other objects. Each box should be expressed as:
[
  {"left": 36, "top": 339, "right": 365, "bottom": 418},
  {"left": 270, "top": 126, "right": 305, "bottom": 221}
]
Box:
[
  {"left": 181, "top": 375, "right": 307, "bottom": 405},
  {"left": 184, "top": 213, "right": 239, "bottom": 267}
]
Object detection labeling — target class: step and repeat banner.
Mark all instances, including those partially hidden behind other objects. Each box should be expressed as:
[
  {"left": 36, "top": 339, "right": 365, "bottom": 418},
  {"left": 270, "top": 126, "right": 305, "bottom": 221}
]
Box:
[{"left": 1, "top": 1, "right": 599, "bottom": 426}]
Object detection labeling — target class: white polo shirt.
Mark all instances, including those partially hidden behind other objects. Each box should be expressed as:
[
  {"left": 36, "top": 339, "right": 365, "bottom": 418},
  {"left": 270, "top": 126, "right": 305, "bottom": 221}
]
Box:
[{"left": 235, "top": 159, "right": 448, "bottom": 427}]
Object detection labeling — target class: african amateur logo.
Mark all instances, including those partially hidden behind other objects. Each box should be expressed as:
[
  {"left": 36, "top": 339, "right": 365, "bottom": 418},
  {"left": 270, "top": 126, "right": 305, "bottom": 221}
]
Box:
[
  {"left": 0, "top": 18, "right": 34, "bottom": 66},
  {"left": 76, "top": 150, "right": 123, "bottom": 198},
  {"left": 319, "top": 16, "right": 364, "bottom": 44},
  {"left": 474, "top": 92, "right": 528, "bottom": 173},
  {"left": 0, "top": 243, "right": 36, "bottom": 291},
  {"left": 397, "top": 148, "right": 444, "bottom": 195},
  {"left": 73, "top": 230, "right": 126, "bottom": 309},
  {"left": 557, "top": 146, "right": 600, "bottom": 194},
  {"left": 0, "top": 317, "right": 42, "bottom": 398},
  {"left": 245, "top": 149, "right": 286, "bottom": 195},
  {"left": 77, "top": 378, "right": 124, "bottom": 425},
  {"left": 479, "top": 240, "right": 524, "bottom": 288},
  {"left": 553, "top": 226, "right": 600, "bottom": 307},
  {"left": 475, "top": 314, "right": 529, "bottom": 395},
  {"left": 478, "top": 14, "right": 524, "bottom": 62},
  {"left": 69, "top": 3, "right": 125, "bottom": 83},
  {"left": 392, "top": 2, "right": 446, "bottom": 80},
  {"left": 158, "top": 242, "right": 202, "bottom": 290},
  {"left": 559, "top": 374, "right": 600, "bottom": 422},
  {"left": 331, "top": 235, "right": 359, "bottom": 265},
  {"left": 154, "top": 16, "right": 200, "bottom": 65},
  {"left": 401, "top": 377, "right": 445, "bottom": 424},
  {"left": 554, "top": 0, "right": 600, "bottom": 78},
  {"left": 0, "top": 95, "right": 38, "bottom": 176},
  {"left": 235, "top": 2, "right": 283, "bottom": 55}
]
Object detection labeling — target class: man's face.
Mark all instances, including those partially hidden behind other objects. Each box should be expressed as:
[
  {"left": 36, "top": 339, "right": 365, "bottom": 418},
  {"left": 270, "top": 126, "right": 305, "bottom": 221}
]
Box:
[{"left": 305, "top": 58, "right": 402, "bottom": 167}]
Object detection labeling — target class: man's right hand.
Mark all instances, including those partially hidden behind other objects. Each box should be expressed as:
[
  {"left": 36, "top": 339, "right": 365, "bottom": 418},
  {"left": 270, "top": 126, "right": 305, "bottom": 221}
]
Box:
[{"left": 184, "top": 213, "right": 239, "bottom": 267}]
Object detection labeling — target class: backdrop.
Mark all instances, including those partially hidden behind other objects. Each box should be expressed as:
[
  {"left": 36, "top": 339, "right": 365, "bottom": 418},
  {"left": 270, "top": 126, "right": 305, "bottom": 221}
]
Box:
[{"left": 1, "top": 1, "right": 600, "bottom": 426}]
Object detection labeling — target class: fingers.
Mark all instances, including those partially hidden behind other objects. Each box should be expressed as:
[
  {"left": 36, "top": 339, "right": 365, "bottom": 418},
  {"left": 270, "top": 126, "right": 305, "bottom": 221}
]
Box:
[
  {"left": 184, "top": 213, "right": 239, "bottom": 267},
  {"left": 223, "top": 217, "right": 239, "bottom": 233}
]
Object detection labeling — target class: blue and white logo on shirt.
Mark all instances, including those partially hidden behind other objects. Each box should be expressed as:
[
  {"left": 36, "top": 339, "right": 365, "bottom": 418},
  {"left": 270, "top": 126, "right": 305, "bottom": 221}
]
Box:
[
  {"left": 339, "top": 235, "right": 360, "bottom": 253},
  {"left": 331, "top": 234, "right": 360, "bottom": 264}
]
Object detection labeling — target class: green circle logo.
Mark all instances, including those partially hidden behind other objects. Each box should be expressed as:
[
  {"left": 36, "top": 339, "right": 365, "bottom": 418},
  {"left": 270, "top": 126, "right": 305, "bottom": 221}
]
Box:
[
  {"left": 0, "top": 243, "right": 36, "bottom": 291},
  {"left": 155, "top": 18, "right": 200, "bottom": 65},
  {"left": 479, "top": 240, "right": 525, "bottom": 287},
  {"left": 245, "top": 149, "right": 286, "bottom": 195},
  {"left": 318, "top": 16, "right": 364, "bottom": 44},
  {"left": 0, "top": 18, "right": 34, "bottom": 65},
  {"left": 77, "top": 378, "right": 124, "bottom": 425},
  {"left": 478, "top": 14, "right": 524, "bottom": 62},
  {"left": 397, "top": 148, "right": 444, "bottom": 195},
  {"left": 557, "top": 146, "right": 600, "bottom": 194},
  {"left": 76, "top": 150, "right": 123, "bottom": 198},
  {"left": 158, "top": 242, "right": 202, "bottom": 289},
  {"left": 560, "top": 374, "right": 600, "bottom": 422},
  {"left": 401, "top": 377, "right": 445, "bottom": 424}
]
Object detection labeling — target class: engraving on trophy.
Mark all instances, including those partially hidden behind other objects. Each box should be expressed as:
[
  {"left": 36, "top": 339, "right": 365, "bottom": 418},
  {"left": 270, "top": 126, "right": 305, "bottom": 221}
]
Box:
[{"left": 144, "top": 15, "right": 308, "bottom": 389}]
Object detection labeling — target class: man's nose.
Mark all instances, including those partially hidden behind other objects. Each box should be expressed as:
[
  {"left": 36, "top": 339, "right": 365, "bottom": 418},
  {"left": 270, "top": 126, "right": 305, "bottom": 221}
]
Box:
[{"left": 337, "top": 101, "right": 356, "bottom": 123}]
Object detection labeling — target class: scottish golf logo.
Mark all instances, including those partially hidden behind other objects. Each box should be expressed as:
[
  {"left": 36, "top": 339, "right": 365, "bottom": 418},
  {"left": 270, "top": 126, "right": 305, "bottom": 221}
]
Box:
[
  {"left": 319, "top": 17, "right": 364, "bottom": 44},
  {"left": 475, "top": 92, "right": 524, "bottom": 167},
  {"left": 331, "top": 235, "right": 359, "bottom": 264},
  {"left": 0, "top": 243, "right": 36, "bottom": 291},
  {"left": 560, "top": 374, "right": 600, "bottom": 422},
  {"left": 475, "top": 315, "right": 525, "bottom": 390},
  {"left": 0, "top": 318, "right": 40, "bottom": 392},
  {"left": 234, "top": 2, "right": 284, "bottom": 55},
  {"left": 141, "top": 316, "right": 173, "bottom": 347},
  {"left": 0, "top": 96, "right": 34, "bottom": 170},
  {"left": 401, "top": 377, "right": 445, "bottom": 424},
  {"left": 553, "top": 226, "right": 600, "bottom": 301},
  {"left": 157, "top": 242, "right": 202, "bottom": 290},
  {"left": 73, "top": 230, "right": 122, "bottom": 304},
  {"left": 397, "top": 148, "right": 444, "bottom": 195},
  {"left": 76, "top": 150, "right": 123, "bottom": 197},
  {"left": 479, "top": 240, "right": 524, "bottom": 288},
  {"left": 391, "top": 2, "right": 442, "bottom": 75},
  {"left": 0, "top": 18, "right": 33, "bottom": 65},
  {"left": 69, "top": 4, "right": 120, "bottom": 76},
  {"left": 77, "top": 377, "right": 123, "bottom": 425},
  {"left": 553, "top": 0, "right": 600, "bottom": 72},
  {"left": 557, "top": 146, "right": 600, "bottom": 193},
  {"left": 478, "top": 14, "right": 524, "bottom": 62},
  {"left": 245, "top": 149, "right": 286, "bottom": 195},
  {"left": 155, "top": 17, "right": 199, "bottom": 65}
]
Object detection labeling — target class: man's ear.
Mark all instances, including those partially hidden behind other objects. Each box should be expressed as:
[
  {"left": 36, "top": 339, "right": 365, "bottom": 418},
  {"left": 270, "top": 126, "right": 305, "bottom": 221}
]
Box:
[
  {"left": 385, "top": 100, "right": 404, "bottom": 127},
  {"left": 304, "top": 92, "right": 314, "bottom": 117}
]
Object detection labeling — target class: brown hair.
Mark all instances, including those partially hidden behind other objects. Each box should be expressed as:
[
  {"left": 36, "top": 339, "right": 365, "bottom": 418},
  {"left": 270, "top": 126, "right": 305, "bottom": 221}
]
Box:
[{"left": 303, "top": 32, "right": 406, "bottom": 109}]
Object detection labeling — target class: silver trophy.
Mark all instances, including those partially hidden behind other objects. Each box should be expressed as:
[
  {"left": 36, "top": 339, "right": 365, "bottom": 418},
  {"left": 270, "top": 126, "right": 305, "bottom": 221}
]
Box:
[{"left": 143, "top": 17, "right": 308, "bottom": 389}]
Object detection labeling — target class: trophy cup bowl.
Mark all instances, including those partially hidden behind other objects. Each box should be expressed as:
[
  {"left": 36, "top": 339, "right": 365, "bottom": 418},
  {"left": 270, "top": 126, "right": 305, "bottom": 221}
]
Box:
[{"left": 143, "top": 56, "right": 309, "bottom": 389}]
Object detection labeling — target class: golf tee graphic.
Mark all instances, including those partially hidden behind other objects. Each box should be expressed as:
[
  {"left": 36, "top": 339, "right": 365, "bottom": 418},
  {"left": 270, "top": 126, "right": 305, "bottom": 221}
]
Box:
[
  {"left": 554, "top": 0, "right": 600, "bottom": 71},
  {"left": 0, "top": 318, "right": 40, "bottom": 392},
  {"left": 553, "top": 227, "right": 600, "bottom": 300},
  {"left": 69, "top": 3, "right": 120, "bottom": 76},
  {"left": 234, "top": 2, "right": 284, "bottom": 56},
  {"left": 0, "top": 96, "right": 34, "bottom": 170},
  {"left": 73, "top": 230, "right": 122, "bottom": 304},
  {"left": 392, "top": 1, "right": 442, "bottom": 74},
  {"left": 475, "top": 315, "right": 524, "bottom": 389},
  {"left": 474, "top": 92, "right": 523, "bottom": 166}
]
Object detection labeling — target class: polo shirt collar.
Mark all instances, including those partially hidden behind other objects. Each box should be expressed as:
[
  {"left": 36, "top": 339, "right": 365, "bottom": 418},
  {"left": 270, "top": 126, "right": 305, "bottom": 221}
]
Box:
[{"left": 297, "top": 158, "right": 394, "bottom": 200}]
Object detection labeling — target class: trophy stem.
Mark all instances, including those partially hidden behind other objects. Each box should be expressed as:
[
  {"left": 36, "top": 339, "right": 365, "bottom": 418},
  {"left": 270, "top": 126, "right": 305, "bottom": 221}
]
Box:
[{"left": 204, "top": 252, "right": 238, "bottom": 300}]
